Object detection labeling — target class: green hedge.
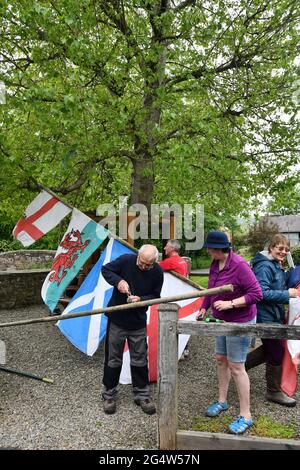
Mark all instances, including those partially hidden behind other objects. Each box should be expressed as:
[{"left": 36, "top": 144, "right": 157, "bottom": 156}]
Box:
[{"left": 291, "top": 245, "right": 300, "bottom": 266}]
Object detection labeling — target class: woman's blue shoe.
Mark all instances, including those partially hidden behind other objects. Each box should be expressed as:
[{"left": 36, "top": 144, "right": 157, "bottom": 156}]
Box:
[
  {"left": 205, "top": 400, "right": 229, "bottom": 417},
  {"left": 228, "top": 416, "right": 253, "bottom": 434}
]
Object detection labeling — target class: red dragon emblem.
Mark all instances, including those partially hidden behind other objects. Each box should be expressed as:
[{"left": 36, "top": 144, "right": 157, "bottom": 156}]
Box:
[{"left": 49, "top": 229, "right": 90, "bottom": 284}]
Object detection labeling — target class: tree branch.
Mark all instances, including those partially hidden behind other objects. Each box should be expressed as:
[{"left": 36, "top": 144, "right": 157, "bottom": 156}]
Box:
[{"left": 173, "top": 0, "right": 197, "bottom": 13}]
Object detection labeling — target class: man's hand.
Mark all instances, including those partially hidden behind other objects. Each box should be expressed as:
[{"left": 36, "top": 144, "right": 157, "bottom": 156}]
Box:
[
  {"left": 117, "top": 280, "right": 130, "bottom": 295},
  {"left": 127, "top": 295, "right": 141, "bottom": 303}
]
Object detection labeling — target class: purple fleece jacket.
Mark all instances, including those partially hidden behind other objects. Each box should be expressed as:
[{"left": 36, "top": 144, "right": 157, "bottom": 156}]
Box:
[{"left": 202, "top": 251, "right": 263, "bottom": 322}]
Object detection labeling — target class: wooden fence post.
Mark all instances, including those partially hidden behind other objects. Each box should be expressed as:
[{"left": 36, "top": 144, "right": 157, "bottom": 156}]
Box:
[{"left": 157, "top": 302, "right": 179, "bottom": 450}]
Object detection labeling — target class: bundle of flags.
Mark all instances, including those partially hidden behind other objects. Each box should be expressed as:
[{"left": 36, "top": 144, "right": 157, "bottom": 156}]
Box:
[
  {"left": 57, "top": 238, "right": 203, "bottom": 383},
  {"left": 13, "top": 189, "right": 202, "bottom": 383}
]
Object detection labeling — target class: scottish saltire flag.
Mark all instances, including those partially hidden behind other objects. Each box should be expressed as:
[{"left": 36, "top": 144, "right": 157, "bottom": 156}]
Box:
[
  {"left": 119, "top": 272, "right": 204, "bottom": 384},
  {"left": 42, "top": 208, "right": 109, "bottom": 312},
  {"left": 57, "top": 238, "right": 134, "bottom": 354},
  {"left": 13, "top": 190, "right": 71, "bottom": 246}
]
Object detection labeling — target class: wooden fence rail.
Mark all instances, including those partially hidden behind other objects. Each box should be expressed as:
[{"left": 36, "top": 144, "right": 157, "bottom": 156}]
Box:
[{"left": 157, "top": 303, "right": 300, "bottom": 450}]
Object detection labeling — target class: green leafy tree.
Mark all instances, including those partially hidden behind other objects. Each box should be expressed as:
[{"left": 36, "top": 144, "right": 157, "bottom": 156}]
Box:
[
  {"left": 245, "top": 217, "right": 279, "bottom": 255},
  {"left": 0, "top": 0, "right": 300, "bottom": 229}
]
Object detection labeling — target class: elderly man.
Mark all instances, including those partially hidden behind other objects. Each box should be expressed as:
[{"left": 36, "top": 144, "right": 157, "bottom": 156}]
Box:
[
  {"left": 101, "top": 244, "right": 163, "bottom": 415},
  {"left": 159, "top": 239, "right": 188, "bottom": 277},
  {"left": 159, "top": 239, "right": 190, "bottom": 358}
]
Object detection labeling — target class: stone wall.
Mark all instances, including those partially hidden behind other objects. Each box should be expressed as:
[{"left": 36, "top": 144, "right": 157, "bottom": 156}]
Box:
[
  {"left": 0, "top": 250, "right": 56, "bottom": 271},
  {"left": 0, "top": 269, "right": 49, "bottom": 310}
]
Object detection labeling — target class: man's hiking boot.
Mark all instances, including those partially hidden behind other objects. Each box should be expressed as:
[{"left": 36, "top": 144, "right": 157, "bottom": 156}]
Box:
[
  {"left": 103, "top": 398, "right": 116, "bottom": 414},
  {"left": 266, "top": 364, "right": 296, "bottom": 407},
  {"left": 134, "top": 398, "right": 156, "bottom": 415}
]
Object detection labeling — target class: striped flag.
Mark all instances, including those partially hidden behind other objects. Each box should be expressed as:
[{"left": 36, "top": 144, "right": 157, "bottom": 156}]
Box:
[
  {"left": 57, "top": 238, "right": 203, "bottom": 384},
  {"left": 42, "top": 209, "right": 109, "bottom": 312},
  {"left": 57, "top": 238, "right": 133, "bottom": 354},
  {"left": 13, "top": 190, "right": 71, "bottom": 246},
  {"left": 120, "top": 272, "right": 203, "bottom": 384}
]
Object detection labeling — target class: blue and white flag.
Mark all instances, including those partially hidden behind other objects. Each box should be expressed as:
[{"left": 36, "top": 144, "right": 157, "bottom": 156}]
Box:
[
  {"left": 57, "top": 238, "right": 134, "bottom": 355},
  {"left": 41, "top": 208, "right": 109, "bottom": 312}
]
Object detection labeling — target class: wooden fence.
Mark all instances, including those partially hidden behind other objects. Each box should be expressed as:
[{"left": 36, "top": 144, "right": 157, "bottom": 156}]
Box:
[{"left": 157, "top": 303, "right": 300, "bottom": 450}]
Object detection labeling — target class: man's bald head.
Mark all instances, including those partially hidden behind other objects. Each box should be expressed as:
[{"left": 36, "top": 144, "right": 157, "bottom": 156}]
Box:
[{"left": 137, "top": 244, "right": 159, "bottom": 270}]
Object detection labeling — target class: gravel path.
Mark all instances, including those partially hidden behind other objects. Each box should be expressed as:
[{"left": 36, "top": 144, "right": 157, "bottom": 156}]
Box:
[{"left": 0, "top": 306, "right": 299, "bottom": 449}]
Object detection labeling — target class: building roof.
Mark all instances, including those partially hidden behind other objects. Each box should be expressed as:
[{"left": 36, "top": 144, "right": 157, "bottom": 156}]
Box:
[{"left": 263, "top": 214, "right": 300, "bottom": 233}]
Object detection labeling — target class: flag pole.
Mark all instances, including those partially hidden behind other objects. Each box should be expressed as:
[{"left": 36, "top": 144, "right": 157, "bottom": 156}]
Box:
[
  {"left": 39, "top": 185, "right": 137, "bottom": 253},
  {"left": 0, "top": 284, "right": 233, "bottom": 329},
  {"left": 38, "top": 186, "right": 204, "bottom": 290},
  {"left": 0, "top": 365, "right": 54, "bottom": 384},
  {"left": 38, "top": 185, "right": 74, "bottom": 211}
]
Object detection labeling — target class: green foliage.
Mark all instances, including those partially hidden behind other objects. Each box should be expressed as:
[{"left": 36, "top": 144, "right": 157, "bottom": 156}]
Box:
[
  {"left": 253, "top": 416, "right": 297, "bottom": 439},
  {"left": 245, "top": 218, "right": 280, "bottom": 256},
  {"left": 192, "top": 415, "right": 297, "bottom": 439},
  {"left": 1, "top": 0, "right": 300, "bottom": 224},
  {"left": 192, "top": 415, "right": 232, "bottom": 433},
  {"left": 191, "top": 255, "right": 211, "bottom": 270},
  {"left": 190, "top": 275, "right": 208, "bottom": 289},
  {"left": 267, "top": 184, "right": 300, "bottom": 215},
  {"left": 0, "top": 239, "right": 22, "bottom": 252},
  {"left": 291, "top": 245, "right": 300, "bottom": 266}
]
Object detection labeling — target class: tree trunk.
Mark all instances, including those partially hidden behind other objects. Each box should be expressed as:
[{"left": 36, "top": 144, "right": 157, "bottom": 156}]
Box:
[
  {"left": 130, "top": 2, "right": 169, "bottom": 211},
  {"left": 131, "top": 155, "right": 154, "bottom": 209}
]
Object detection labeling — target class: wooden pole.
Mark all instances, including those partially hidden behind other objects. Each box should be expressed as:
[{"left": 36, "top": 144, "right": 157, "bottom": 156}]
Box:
[
  {"left": 0, "top": 284, "right": 233, "bottom": 329},
  {"left": 40, "top": 185, "right": 138, "bottom": 252},
  {"left": 157, "top": 303, "right": 179, "bottom": 450},
  {"left": 177, "top": 321, "right": 300, "bottom": 340},
  {"left": 37, "top": 186, "right": 205, "bottom": 291},
  {"left": 39, "top": 185, "right": 74, "bottom": 210}
]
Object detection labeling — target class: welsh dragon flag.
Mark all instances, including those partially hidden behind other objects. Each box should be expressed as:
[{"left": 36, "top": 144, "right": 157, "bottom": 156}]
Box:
[{"left": 42, "top": 209, "right": 109, "bottom": 312}]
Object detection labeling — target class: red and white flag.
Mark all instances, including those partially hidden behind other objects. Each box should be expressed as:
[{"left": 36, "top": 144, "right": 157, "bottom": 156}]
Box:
[
  {"left": 13, "top": 190, "right": 71, "bottom": 247},
  {"left": 120, "top": 272, "right": 204, "bottom": 384},
  {"left": 281, "top": 285, "right": 300, "bottom": 396}
]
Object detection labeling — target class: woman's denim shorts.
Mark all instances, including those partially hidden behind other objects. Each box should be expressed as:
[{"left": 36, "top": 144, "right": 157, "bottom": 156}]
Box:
[{"left": 215, "top": 317, "right": 256, "bottom": 363}]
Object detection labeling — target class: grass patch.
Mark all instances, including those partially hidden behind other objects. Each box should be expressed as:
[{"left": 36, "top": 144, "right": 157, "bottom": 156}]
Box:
[
  {"left": 253, "top": 416, "right": 297, "bottom": 439},
  {"left": 192, "top": 415, "right": 232, "bottom": 433},
  {"left": 191, "top": 414, "right": 297, "bottom": 439},
  {"left": 191, "top": 255, "right": 211, "bottom": 269},
  {"left": 190, "top": 275, "right": 208, "bottom": 289},
  {"left": 96, "top": 421, "right": 103, "bottom": 428}
]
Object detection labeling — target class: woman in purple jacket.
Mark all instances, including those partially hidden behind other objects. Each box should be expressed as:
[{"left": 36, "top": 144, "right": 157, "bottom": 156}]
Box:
[{"left": 197, "top": 231, "right": 262, "bottom": 434}]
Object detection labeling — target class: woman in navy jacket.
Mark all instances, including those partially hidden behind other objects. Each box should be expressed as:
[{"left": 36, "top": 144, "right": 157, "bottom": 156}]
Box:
[{"left": 246, "top": 234, "right": 298, "bottom": 406}]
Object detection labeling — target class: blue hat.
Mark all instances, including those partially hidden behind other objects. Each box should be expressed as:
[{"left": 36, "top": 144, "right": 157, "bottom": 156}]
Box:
[{"left": 203, "top": 231, "right": 231, "bottom": 249}]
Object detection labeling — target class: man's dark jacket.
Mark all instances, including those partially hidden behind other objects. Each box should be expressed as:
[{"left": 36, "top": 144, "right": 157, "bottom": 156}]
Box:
[{"left": 101, "top": 254, "right": 164, "bottom": 330}]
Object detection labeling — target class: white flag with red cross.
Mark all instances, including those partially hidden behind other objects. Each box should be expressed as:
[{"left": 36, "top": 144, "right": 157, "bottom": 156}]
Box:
[{"left": 13, "top": 190, "right": 71, "bottom": 247}]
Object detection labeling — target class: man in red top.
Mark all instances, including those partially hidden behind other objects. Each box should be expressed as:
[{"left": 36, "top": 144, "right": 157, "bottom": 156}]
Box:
[
  {"left": 159, "top": 239, "right": 189, "bottom": 358},
  {"left": 159, "top": 239, "right": 188, "bottom": 277}
]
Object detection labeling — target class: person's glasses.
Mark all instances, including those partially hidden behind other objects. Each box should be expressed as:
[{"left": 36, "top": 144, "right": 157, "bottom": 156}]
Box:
[{"left": 275, "top": 245, "right": 289, "bottom": 253}]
